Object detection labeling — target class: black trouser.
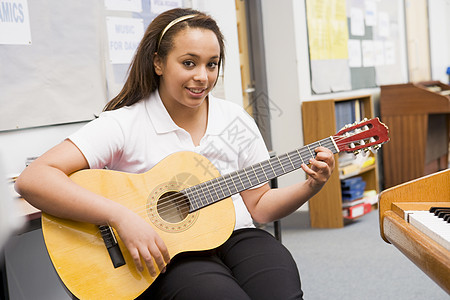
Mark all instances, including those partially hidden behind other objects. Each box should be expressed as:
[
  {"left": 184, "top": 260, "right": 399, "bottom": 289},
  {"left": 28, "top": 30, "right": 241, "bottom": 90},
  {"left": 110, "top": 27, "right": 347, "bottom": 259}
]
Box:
[{"left": 138, "top": 228, "right": 303, "bottom": 300}]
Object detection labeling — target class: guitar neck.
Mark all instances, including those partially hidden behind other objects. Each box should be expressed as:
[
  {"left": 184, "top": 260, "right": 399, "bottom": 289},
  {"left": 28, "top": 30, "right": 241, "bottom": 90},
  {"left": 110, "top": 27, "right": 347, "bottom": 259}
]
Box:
[{"left": 185, "top": 136, "right": 338, "bottom": 212}]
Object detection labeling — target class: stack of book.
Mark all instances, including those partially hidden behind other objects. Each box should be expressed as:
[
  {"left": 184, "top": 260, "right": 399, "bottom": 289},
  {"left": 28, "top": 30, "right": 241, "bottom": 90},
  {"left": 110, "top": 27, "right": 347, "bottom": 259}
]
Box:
[
  {"left": 341, "top": 176, "right": 365, "bottom": 201},
  {"left": 341, "top": 176, "right": 371, "bottom": 219}
]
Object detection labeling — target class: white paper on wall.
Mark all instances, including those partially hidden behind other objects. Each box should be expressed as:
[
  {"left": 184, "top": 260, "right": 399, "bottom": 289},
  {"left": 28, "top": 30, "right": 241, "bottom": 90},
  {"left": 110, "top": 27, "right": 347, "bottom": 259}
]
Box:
[
  {"left": 106, "top": 17, "right": 145, "bottom": 64},
  {"left": 0, "top": 0, "right": 32, "bottom": 45}
]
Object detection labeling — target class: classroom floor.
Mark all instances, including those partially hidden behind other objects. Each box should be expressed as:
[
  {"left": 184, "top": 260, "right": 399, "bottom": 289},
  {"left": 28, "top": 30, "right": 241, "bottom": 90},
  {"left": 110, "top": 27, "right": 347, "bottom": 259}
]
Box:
[{"left": 270, "top": 209, "right": 449, "bottom": 299}]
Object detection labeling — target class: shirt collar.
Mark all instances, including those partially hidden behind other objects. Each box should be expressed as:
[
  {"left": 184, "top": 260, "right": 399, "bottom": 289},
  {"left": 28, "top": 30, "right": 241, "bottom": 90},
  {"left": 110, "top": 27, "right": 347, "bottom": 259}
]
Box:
[
  {"left": 145, "top": 91, "right": 224, "bottom": 135},
  {"left": 145, "top": 91, "right": 181, "bottom": 134},
  {"left": 203, "top": 93, "right": 224, "bottom": 136}
]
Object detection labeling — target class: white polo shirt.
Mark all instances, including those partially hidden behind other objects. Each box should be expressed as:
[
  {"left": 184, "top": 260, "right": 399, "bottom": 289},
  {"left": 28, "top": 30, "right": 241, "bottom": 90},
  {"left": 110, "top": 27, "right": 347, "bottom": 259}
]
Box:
[{"left": 68, "top": 91, "right": 270, "bottom": 230}]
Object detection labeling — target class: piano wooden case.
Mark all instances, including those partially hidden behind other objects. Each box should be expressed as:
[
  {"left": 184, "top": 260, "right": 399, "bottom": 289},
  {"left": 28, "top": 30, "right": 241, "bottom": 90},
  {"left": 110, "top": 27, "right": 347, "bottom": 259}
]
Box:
[{"left": 379, "top": 169, "right": 450, "bottom": 294}]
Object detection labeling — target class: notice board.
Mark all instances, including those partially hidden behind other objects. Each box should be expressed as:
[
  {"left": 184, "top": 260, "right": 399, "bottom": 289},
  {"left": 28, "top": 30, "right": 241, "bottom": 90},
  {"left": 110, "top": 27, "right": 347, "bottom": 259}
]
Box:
[{"left": 305, "top": 0, "right": 407, "bottom": 94}]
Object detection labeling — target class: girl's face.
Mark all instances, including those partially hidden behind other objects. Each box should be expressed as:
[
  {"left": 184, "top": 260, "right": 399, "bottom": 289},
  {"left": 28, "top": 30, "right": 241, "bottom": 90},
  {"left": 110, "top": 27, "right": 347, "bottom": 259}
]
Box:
[{"left": 154, "top": 27, "right": 221, "bottom": 111}]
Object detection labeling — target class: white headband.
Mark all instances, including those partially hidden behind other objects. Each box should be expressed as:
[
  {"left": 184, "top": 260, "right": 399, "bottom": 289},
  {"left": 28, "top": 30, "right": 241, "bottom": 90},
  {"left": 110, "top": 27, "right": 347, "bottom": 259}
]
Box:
[{"left": 157, "top": 14, "right": 198, "bottom": 51}]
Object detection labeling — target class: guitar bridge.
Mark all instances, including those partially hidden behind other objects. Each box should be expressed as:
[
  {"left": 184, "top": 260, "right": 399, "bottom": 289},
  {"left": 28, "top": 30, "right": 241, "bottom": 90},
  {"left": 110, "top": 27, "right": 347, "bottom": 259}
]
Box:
[{"left": 99, "top": 225, "right": 126, "bottom": 268}]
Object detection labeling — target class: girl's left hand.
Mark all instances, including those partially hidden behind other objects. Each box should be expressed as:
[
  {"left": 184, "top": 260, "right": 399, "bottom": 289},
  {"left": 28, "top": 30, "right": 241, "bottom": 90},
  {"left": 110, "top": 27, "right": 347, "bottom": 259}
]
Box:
[{"left": 301, "top": 146, "right": 335, "bottom": 190}]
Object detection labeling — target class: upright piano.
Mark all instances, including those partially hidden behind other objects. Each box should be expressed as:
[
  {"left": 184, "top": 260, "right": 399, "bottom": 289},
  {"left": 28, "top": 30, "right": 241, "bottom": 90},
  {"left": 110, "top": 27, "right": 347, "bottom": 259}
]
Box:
[{"left": 379, "top": 169, "right": 450, "bottom": 294}]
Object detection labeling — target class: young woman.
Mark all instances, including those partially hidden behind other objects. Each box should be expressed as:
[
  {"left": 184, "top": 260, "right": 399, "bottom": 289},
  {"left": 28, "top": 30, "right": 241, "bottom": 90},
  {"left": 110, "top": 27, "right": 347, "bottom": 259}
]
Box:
[{"left": 15, "top": 8, "right": 334, "bottom": 300}]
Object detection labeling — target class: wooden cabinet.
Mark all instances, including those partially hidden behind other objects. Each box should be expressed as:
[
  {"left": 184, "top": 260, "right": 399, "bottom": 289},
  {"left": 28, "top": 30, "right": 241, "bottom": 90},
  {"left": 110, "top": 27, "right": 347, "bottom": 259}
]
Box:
[
  {"left": 302, "top": 95, "right": 380, "bottom": 228},
  {"left": 380, "top": 81, "right": 450, "bottom": 189}
]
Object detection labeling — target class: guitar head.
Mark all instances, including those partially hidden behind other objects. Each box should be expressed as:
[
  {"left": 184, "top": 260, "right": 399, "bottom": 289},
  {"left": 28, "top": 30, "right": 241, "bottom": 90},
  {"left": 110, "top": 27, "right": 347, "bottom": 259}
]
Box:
[{"left": 333, "top": 118, "right": 389, "bottom": 154}]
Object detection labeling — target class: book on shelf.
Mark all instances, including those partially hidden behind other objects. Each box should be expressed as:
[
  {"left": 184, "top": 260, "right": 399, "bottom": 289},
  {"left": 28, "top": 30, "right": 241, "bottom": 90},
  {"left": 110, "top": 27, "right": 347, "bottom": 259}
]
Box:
[
  {"left": 341, "top": 176, "right": 363, "bottom": 187},
  {"left": 342, "top": 198, "right": 365, "bottom": 208},
  {"left": 341, "top": 177, "right": 366, "bottom": 202},
  {"left": 362, "top": 189, "right": 378, "bottom": 205},
  {"left": 334, "top": 99, "right": 364, "bottom": 130},
  {"left": 342, "top": 202, "right": 372, "bottom": 219},
  {"left": 341, "top": 190, "right": 377, "bottom": 208},
  {"left": 340, "top": 183, "right": 377, "bottom": 220},
  {"left": 342, "top": 190, "right": 365, "bottom": 202},
  {"left": 341, "top": 189, "right": 377, "bottom": 220}
]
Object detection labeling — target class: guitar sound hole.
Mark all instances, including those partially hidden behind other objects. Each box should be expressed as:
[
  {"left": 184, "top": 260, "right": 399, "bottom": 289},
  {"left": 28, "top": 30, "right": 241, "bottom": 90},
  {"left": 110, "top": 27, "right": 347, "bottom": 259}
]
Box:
[{"left": 157, "top": 191, "right": 190, "bottom": 223}]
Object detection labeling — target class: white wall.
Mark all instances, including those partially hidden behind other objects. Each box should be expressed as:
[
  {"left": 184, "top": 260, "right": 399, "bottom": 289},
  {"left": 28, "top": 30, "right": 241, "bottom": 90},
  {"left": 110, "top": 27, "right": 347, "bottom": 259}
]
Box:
[
  {"left": 261, "top": 1, "right": 305, "bottom": 192},
  {"left": 0, "top": 123, "right": 86, "bottom": 177},
  {"left": 428, "top": 0, "right": 450, "bottom": 83}
]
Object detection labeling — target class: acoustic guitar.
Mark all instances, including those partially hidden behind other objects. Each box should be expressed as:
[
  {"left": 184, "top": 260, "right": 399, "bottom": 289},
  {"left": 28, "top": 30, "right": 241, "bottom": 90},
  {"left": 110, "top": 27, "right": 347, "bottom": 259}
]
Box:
[{"left": 42, "top": 118, "right": 389, "bottom": 299}]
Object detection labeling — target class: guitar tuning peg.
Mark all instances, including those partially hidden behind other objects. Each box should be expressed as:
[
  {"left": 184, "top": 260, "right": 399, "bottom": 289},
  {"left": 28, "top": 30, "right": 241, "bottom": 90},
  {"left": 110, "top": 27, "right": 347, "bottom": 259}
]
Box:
[
  {"left": 353, "top": 150, "right": 360, "bottom": 156},
  {"left": 370, "top": 145, "right": 380, "bottom": 154},
  {"left": 358, "top": 146, "right": 369, "bottom": 157}
]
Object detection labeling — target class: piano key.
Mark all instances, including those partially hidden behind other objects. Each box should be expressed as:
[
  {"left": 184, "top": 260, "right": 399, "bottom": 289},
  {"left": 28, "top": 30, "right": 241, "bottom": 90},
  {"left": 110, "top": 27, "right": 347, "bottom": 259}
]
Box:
[
  {"left": 408, "top": 210, "right": 450, "bottom": 251},
  {"left": 437, "top": 210, "right": 450, "bottom": 219},
  {"left": 444, "top": 214, "right": 450, "bottom": 223},
  {"left": 432, "top": 208, "right": 450, "bottom": 216},
  {"left": 430, "top": 206, "right": 450, "bottom": 213},
  {"left": 430, "top": 207, "right": 450, "bottom": 223}
]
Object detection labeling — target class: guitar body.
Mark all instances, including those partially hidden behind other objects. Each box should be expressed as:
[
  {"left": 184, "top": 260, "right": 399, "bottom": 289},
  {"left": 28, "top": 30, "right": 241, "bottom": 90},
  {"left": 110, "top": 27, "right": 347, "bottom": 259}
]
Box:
[{"left": 41, "top": 151, "right": 235, "bottom": 299}]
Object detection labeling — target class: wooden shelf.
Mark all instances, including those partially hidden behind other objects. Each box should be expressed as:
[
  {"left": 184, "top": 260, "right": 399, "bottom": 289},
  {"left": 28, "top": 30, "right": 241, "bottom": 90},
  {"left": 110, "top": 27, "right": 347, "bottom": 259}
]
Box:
[{"left": 301, "top": 95, "right": 380, "bottom": 228}]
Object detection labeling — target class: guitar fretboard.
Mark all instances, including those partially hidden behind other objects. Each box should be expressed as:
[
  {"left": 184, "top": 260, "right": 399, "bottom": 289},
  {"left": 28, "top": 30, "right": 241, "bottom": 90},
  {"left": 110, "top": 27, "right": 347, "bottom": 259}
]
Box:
[{"left": 184, "top": 136, "right": 337, "bottom": 212}]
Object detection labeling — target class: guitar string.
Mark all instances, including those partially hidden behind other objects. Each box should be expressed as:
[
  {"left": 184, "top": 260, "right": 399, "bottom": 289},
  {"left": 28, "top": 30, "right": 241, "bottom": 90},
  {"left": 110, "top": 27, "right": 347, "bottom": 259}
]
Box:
[
  {"left": 90, "top": 133, "right": 376, "bottom": 235},
  {"left": 95, "top": 136, "right": 374, "bottom": 239},
  {"left": 94, "top": 137, "right": 326, "bottom": 234},
  {"left": 130, "top": 139, "right": 333, "bottom": 216},
  {"left": 160, "top": 132, "right": 379, "bottom": 218},
  {"left": 101, "top": 135, "right": 358, "bottom": 221},
  {"left": 143, "top": 136, "right": 358, "bottom": 217},
  {"left": 127, "top": 136, "right": 355, "bottom": 218},
  {"left": 103, "top": 135, "right": 338, "bottom": 216},
  {"left": 96, "top": 135, "right": 368, "bottom": 222},
  {"left": 89, "top": 121, "right": 379, "bottom": 234},
  {"left": 106, "top": 147, "right": 313, "bottom": 220},
  {"left": 128, "top": 137, "right": 349, "bottom": 218}
]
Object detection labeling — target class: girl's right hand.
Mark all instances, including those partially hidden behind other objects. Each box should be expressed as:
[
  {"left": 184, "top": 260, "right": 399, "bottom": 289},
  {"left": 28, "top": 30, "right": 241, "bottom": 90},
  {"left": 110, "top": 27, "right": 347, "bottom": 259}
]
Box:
[{"left": 110, "top": 209, "right": 171, "bottom": 276}]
